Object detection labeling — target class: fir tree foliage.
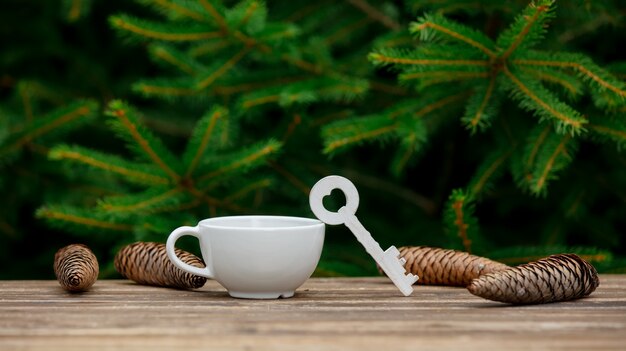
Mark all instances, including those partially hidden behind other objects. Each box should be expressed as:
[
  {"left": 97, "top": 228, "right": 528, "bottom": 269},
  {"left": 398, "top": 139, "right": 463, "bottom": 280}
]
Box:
[
  {"left": 107, "top": 0, "right": 382, "bottom": 110},
  {"left": 2, "top": 0, "right": 625, "bottom": 277},
  {"left": 323, "top": 0, "right": 626, "bottom": 255},
  {"left": 39, "top": 100, "right": 281, "bottom": 239},
  {"left": 0, "top": 81, "right": 99, "bottom": 243}
]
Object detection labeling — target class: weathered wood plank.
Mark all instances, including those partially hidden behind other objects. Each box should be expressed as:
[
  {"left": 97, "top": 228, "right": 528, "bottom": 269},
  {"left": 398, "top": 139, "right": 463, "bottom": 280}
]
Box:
[{"left": 1, "top": 276, "right": 625, "bottom": 350}]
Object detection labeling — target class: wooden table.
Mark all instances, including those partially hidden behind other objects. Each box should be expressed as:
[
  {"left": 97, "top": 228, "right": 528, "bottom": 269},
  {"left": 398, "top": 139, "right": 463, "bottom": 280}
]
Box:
[{"left": 1, "top": 276, "right": 625, "bottom": 350}]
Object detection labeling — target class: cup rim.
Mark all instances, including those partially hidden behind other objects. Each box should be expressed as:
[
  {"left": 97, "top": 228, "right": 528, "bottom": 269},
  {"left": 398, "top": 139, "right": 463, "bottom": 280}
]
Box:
[{"left": 198, "top": 215, "right": 324, "bottom": 231}]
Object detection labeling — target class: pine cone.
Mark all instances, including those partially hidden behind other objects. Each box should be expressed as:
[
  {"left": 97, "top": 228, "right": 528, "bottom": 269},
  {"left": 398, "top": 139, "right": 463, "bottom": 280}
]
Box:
[
  {"left": 114, "top": 242, "right": 207, "bottom": 289},
  {"left": 468, "top": 253, "right": 600, "bottom": 304},
  {"left": 54, "top": 244, "right": 99, "bottom": 292},
  {"left": 379, "top": 246, "right": 509, "bottom": 286}
]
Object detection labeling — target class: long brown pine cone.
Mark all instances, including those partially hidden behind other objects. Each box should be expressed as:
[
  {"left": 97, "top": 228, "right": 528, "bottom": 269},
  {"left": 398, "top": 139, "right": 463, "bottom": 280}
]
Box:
[
  {"left": 54, "top": 244, "right": 99, "bottom": 292},
  {"left": 380, "top": 246, "right": 509, "bottom": 286},
  {"left": 114, "top": 242, "right": 207, "bottom": 289},
  {"left": 468, "top": 253, "right": 600, "bottom": 304}
]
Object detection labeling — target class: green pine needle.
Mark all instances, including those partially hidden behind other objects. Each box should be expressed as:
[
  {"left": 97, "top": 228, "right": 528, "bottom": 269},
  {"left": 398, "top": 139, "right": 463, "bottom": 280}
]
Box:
[
  {"left": 36, "top": 205, "right": 134, "bottom": 234},
  {"left": 49, "top": 144, "right": 171, "bottom": 186},
  {"left": 110, "top": 14, "right": 222, "bottom": 42},
  {"left": 225, "top": 0, "right": 267, "bottom": 34},
  {"left": 105, "top": 100, "right": 183, "bottom": 180},
  {"left": 587, "top": 115, "right": 626, "bottom": 151},
  {"left": 195, "top": 138, "right": 281, "bottom": 187},
  {"left": 502, "top": 67, "right": 587, "bottom": 135},
  {"left": 443, "top": 189, "right": 486, "bottom": 254},
  {"left": 514, "top": 51, "right": 626, "bottom": 109},
  {"left": 410, "top": 12, "right": 496, "bottom": 58},
  {"left": 135, "top": 0, "right": 209, "bottom": 23},
  {"left": 182, "top": 105, "right": 232, "bottom": 176},
  {"left": 97, "top": 187, "right": 188, "bottom": 216},
  {"left": 322, "top": 115, "right": 397, "bottom": 155},
  {"left": 466, "top": 147, "right": 512, "bottom": 200},
  {"left": 148, "top": 43, "right": 208, "bottom": 75},
  {"left": 520, "top": 66, "right": 584, "bottom": 100},
  {"left": 0, "top": 100, "right": 98, "bottom": 161},
  {"left": 496, "top": 0, "right": 555, "bottom": 59},
  {"left": 461, "top": 76, "right": 502, "bottom": 133},
  {"left": 528, "top": 133, "right": 578, "bottom": 196}
]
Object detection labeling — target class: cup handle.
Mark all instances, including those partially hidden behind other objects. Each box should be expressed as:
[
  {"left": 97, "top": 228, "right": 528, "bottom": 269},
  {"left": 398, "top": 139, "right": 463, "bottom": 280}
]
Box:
[{"left": 166, "top": 226, "right": 214, "bottom": 279}]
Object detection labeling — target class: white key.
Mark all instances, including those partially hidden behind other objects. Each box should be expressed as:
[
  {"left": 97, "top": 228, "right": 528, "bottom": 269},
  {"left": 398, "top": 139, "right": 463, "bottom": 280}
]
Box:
[{"left": 309, "top": 175, "right": 418, "bottom": 296}]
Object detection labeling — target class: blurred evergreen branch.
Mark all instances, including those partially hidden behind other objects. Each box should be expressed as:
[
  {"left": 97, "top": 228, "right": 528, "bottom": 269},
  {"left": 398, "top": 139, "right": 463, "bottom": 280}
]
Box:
[{"left": 1, "top": 0, "right": 625, "bottom": 277}]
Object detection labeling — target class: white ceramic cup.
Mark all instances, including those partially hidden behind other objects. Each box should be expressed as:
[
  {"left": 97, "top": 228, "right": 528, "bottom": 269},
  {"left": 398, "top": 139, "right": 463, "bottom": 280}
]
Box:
[{"left": 166, "top": 215, "right": 325, "bottom": 299}]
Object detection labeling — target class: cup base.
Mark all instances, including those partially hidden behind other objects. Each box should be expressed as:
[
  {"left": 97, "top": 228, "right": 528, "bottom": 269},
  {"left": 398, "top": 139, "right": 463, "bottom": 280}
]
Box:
[{"left": 228, "top": 291, "right": 295, "bottom": 299}]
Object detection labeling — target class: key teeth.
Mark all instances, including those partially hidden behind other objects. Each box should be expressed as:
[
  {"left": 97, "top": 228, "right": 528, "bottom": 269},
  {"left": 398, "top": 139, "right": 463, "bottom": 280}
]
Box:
[
  {"left": 385, "top": 246, "right": 400, "bottom": 258},
  {"left": 406, "top": 273, "right": 419, "bottom": 284},
  {"left": 399, "top": 257, "right": 407, "bottom": 265}
]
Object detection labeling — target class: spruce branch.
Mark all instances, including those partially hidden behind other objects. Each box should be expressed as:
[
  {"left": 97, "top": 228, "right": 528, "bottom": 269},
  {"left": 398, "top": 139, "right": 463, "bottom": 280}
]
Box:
[
  {"left": 194, "top": 46, "right": 252, "bottom": 89},
  {"left": 49, "top": 145, "right": 171, "bottom": 186},
  {"left": 467, "top": 148, "right": 512, "bottom": 200},
  {"left": 400, "top": 70, "right": 489, "bottom": 89},
  {"left": 520, "top": 66, "right": 583, "bottom": 99},
  {"left": 196, "top": 139, "right": 281, "bottom": 185},
  {"left": 461, "top": 76, "right": 500, "bottom": 133},
  {"left": 528, "top": 133, "right": 577, "bottom": 196},
  {"left": 110, "top": 15, "right": 222, "bottom": 42},
  {"left": 513, "top": 51, "right": 626, "bottom": 108},
  {"left": 324, "top": 17, "right": 372, "bottom": 45},
  {"left": 255, "top": 23, "right": 299, "bottom": 43},
  {"left": 198, "top": 0, "right": 228, "bottom": 31},
  {"left": 188, "top": 39, "right": 233, "bottom": 58},
  {"left": 133, "top": 79, "right": 198, "bottom": 98},
  {"left": 322, "top": 87, "right": 469, "bottom": 156},
  {"left": 268, "top": 161, "right": 310, "bottom": 195},
  {"left": 524, "top": 124, "right": 552, "bottom": 171},
  {"left": 148, "top": 44, "right": 207, "bottom": 75},
  {"left": 149, "top": 198, "right": 204, "bottom": 215},
  {"left": 105, "top": 100, "right": 182, "bottom": 181},
  {"left": 497, "top": 0, "right": 554, "bottom": 60},
  {"left": 369, "top": 50, "right": 489, "bottom": 68},
  {"left": 587, "top": 116, "right": 626, "bottom": 150},
  {"left": 443, "top": 189, "right": 484, "bottom": 254},
  {"left": 213, "top": 75, "right": 308, "bottom": 96},
  {"left": 97, "top": 187, "right": 185, "bottom": 215},
  {"left": 64, "top": 0, "right": 87, "bottom": 22},
  {"left": 36, "top": 206, "right": 134, "bottom": 233},
  {"left": 346, "top": 0, "right": 401, "bottom": 31},
  {"left": 183, "top": 106, "right": 230, "bottom": 176},
  {"left": 413, "top": 89, "right": 472, "bottom": 119},
  {"left": 139, "top": 0, "right": 208, "bottom": 22},
  {"left": 410, "top": 13, "right": 496, "bottom": 58},
  {"left": 16, "top": 80, "right": 66, "bottom": 106},
  {"left": 390, "top": 132, "right": 424, "bottom": 177},
  {"left": 231, "top": 0, "right": 266, "bottom": 31},
  {"left": 322, "top": 115, "right": 397, "bottom": 154},
  {"left": 502, "top": 65, "right": 586, "bottom": 135},
  {"left": 0, "top": 100, "right": 97, "bottom": 159}
]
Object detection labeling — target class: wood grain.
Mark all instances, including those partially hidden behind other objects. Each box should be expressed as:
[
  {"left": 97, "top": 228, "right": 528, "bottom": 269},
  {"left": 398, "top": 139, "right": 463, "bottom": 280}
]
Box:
[{"left": 1, "top": 276, "right": 625, "bottom": 351}]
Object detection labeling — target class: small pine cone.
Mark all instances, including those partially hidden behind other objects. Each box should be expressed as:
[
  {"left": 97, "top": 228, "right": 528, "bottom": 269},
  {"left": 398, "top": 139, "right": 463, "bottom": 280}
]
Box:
[
  {"left": 468, "top": 253, "right": 600, "bottom": 305},
  {"left": 114, "top": 242, "right": 207, "bottom": 290},
  {"left": 54, "top": 244, "right": 99, "bottom": 292},
  {"left": 379, "top": 246, "right": 509, "bottom": 286}
]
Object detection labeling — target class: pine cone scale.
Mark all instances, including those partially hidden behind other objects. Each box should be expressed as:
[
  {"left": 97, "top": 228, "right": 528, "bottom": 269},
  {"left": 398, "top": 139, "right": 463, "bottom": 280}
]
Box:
[
  {"left": 114, "top": 242, "right": 207, "bottom": 290},
  {"left": 390, "top": 246, "right": 509, "bottom": 286},
  {"left": 468, "top": 254, "right": 599, "bottom": 304},
  {"left": 54, "top": 244, "right": 99, "bottom": 292}
]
